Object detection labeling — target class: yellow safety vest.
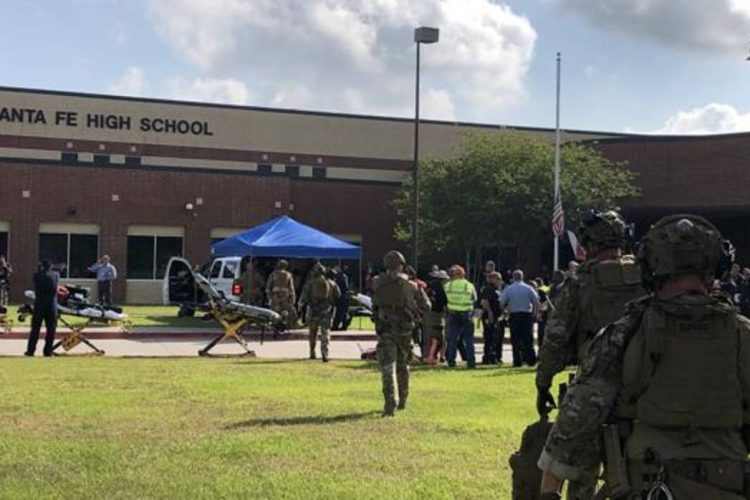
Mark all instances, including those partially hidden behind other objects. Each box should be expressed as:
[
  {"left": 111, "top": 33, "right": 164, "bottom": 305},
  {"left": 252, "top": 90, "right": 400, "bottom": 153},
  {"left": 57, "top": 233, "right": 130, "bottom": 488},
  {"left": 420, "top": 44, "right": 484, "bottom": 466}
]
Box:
[{"left": 444, "top": 279, "right": 475, "bottom": 312}]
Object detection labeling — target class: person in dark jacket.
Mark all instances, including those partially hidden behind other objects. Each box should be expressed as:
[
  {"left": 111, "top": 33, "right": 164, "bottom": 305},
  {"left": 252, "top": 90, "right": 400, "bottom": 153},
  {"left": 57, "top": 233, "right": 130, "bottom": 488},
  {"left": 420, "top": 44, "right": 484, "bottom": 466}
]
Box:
[
  {"left": 331, "top": 265, "right": 351, "bottom": 330},
  {"left": 25, "top": 260, "right": 60, "bottom": 357}
]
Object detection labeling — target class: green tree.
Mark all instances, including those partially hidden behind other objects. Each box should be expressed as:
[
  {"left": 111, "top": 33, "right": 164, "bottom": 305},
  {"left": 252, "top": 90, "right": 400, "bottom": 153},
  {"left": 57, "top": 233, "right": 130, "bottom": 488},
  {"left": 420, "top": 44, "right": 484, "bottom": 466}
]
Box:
[{"left": 394, "top": 133, "right": 639, "bottom": 268}]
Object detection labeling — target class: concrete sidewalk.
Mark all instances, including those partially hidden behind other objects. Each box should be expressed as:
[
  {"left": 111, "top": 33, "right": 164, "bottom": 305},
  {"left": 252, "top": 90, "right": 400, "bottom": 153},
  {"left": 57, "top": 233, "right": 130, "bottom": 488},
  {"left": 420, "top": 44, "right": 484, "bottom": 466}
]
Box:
[{"left": 0, "top": 333, "right": 515, "bottom": 360}]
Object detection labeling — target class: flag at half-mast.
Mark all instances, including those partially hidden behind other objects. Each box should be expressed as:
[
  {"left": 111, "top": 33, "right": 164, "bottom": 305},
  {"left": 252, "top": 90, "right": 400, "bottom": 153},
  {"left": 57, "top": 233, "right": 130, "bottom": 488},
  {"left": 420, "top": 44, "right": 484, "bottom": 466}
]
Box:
[{"left": 552, "top": 185, "right": 564, "bottom": 237}]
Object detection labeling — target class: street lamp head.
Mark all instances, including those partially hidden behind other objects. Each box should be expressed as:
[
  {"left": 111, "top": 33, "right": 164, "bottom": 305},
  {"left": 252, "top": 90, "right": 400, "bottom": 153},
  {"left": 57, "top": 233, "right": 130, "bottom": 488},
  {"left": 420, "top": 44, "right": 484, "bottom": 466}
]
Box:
[{"left": 414, "top": 26, "right": 439, "bottom": 44}]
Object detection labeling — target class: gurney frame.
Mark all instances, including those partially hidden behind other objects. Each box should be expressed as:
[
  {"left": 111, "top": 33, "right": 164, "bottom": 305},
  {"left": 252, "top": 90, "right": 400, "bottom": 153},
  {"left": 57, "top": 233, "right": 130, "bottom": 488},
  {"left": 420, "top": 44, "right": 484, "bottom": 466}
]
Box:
[
  {"left": 50, "top": 316, "right": 132, "bottom": 356},
  {"left": 197, "top": 309, "right": 258, "bottom": 357}
]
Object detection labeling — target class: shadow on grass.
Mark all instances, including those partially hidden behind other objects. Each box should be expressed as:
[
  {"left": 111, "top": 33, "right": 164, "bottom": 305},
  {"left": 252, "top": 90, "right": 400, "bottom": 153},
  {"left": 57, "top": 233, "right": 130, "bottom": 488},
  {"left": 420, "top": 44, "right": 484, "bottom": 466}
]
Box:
[
  {"left": 479, "top": 367, "right": 537, "bottom": 377},
  {"left": 229, "top": 359, "right": 314, "bottom": 366},
  {"left": 227, "top": 410, "right": 380, "bottom": 428}
]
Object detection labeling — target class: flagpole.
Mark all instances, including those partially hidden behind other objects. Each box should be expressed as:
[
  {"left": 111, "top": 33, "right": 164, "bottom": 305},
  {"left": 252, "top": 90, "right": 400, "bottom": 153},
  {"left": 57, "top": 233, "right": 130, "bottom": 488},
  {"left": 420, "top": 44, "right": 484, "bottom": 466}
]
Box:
[{"left": 553, "top": 52, "right": 562, "bottom": 271}]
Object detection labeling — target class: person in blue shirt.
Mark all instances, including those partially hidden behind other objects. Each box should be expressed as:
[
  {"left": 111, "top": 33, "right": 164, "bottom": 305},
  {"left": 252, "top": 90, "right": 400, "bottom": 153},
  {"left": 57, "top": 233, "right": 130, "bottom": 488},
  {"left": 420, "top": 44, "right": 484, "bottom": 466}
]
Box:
[
  {"left": 499, "top": 269, "right": 539, "bottom": 367},
  {"left": 89, "top": 255, "right": 117, "bottom": 306}
]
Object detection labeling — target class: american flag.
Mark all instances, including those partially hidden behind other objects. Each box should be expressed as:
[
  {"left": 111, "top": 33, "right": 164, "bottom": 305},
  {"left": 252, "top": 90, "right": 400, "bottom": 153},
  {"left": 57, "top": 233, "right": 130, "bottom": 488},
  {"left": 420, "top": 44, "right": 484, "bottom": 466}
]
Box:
[{"left": 552, "top": 185, "right": 564, "bottom": 237}]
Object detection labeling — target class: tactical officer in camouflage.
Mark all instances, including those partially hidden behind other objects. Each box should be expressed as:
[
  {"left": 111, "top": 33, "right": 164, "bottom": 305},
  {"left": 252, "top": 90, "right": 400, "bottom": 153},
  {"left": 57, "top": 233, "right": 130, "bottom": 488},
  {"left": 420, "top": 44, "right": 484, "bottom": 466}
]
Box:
[
  {"left": 534, "top": 210, "right": 644, "bottom": 499},
  {"left": 538, "top": 214, "right": 750, "bottom": 500},
  {"left": 266, "top": 259, "right": 298, "bottom": 328},
  {"left": 298, "top": 263, "right": 340, "bottom": 362},
  {"left": 372, "top": 250, "right": 430, "bottom": 416}
]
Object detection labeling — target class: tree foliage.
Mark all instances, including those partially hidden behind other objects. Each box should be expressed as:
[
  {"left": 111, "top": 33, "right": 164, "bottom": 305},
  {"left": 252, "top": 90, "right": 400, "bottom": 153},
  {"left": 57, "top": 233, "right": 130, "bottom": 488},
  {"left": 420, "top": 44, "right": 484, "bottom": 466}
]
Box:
[{"left": 394, "top": 133, "right": 640, "bottom": 265}]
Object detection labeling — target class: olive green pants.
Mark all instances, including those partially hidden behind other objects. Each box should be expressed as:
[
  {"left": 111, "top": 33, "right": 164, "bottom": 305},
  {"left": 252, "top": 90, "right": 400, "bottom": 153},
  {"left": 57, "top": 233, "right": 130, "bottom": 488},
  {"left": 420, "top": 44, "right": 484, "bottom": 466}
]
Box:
[
  {"left": 308, "top": 312, "right": 333, "bottom": 359},
  {"left": 376, "top": 332, "right": 411, "bottom": 411}
]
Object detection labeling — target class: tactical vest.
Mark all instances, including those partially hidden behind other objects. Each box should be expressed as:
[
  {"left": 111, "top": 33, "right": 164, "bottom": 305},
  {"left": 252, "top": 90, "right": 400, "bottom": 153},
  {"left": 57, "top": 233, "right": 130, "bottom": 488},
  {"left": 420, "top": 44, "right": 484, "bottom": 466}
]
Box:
[
  {"left": 310, "top": 275, "right": 331, "bottom": 303},
  {"left": 576, "top": 256, "right": 643, "bottom": 356},
  {"left": 374, "top": 273, "right": 415, "bottom": 325},
  {"left": 617, "top": 297, "right": 743, "bottom": 429},
  {"left": 270, "top": 270, "right": 290, "bottom": 291},
  {"left": 444, "top": 279, "right": 474, "bottom": 312}
]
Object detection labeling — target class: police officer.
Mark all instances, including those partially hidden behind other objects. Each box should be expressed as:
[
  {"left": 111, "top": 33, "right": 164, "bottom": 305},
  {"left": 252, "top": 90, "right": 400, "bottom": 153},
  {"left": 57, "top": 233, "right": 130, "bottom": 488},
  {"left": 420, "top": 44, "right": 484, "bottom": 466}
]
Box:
[
  {"left": 372, "top": 251, "right": 430, "bottom": 416},
  {"left": 25, "top": 260, "right": 59, "bottom": 357},
  {"left": 298, "top": 263, "right": 340, "bottom": 362},
  {"left": 266, "top": 259, "right": 298, "bottom": 328},
  {"left": 539, "top": 214, "right": 750, "bottom": 500},
  {"left": 535, "top": 210, "right": 643, "bottom": 499}
]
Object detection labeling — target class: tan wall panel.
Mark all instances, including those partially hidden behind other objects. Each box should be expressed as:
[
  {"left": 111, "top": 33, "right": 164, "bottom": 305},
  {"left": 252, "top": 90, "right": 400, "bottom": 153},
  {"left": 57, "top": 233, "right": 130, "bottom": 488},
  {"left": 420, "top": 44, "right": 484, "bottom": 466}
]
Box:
[
  {"left": 210, "top": 227, "right": 245, "bottom": 239},
  {"left": 126, "top": 280, "right": 162, "bottom": 304},
  {"left": 0, "top": 89, "right": 622, "bottom": 162},
  {"left": 39, "top": 222, "right": 99, "bottom": 234},
  {"left": 127, "top": 225, "right": 185, "bottom": 237}
]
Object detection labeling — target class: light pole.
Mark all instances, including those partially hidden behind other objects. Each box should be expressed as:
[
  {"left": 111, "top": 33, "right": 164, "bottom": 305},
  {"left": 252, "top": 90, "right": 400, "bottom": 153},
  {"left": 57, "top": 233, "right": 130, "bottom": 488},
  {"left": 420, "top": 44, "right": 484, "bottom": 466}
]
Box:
[{"left": 412, "top": 26, "right": 439, "bottom": 272}]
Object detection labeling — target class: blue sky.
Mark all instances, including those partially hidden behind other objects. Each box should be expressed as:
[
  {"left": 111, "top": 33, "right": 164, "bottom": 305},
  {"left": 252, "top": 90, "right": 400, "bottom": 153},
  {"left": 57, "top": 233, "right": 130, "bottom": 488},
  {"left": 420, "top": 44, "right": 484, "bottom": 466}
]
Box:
[{"left": 2, "top": 0, "right": 749, "bottom": 134}]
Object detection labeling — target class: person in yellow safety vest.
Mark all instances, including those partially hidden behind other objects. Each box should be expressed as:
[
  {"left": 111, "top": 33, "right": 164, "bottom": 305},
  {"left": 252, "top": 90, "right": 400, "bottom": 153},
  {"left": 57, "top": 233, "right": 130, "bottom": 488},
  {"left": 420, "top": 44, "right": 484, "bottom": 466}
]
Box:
[{"left": 443, "top": 265, "right": 477, "bottom": 368}]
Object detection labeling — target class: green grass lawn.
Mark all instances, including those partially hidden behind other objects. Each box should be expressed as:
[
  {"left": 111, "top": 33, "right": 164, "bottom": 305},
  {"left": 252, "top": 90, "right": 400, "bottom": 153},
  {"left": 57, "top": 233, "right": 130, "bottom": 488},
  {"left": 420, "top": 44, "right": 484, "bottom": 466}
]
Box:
[
  {"left": 121, "top": 306, "right": 378, "bottom": 330},
  {"left": 0, "top": 358, "right": 562, "bottom": 499}
]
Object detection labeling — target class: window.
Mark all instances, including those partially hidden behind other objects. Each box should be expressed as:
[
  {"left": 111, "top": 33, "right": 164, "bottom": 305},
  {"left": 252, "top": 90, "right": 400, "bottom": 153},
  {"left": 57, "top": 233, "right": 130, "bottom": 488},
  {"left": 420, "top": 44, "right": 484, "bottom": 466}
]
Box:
[
  {"left": 312, "top": 167, "right": 326, "bottom": 179},
  {"left": 61, "top": 152, "right": 78, "bottom": 164},
  {"left": 126, "top": 236, "right": 155, "bottom": 279},
  {"left": 93, "top": 154, "right": 109, "bottom": 165},
  {"left": 209, "top": 261, "right": 222, "bottom": 279},
  {"left": 155, "top": 237, "right": 182, "bottom": 279},
  {"left": 286, "top": 165, "right": 300, "bottom": 177},
  {"left": 39, "top": 233, "right": 99, "bottom": 278},
  {"left": 127, "top": 235, "right": 183, "bottom": 280},
  {"left": 0, "top": 231, "right": 8, "bottom": 259},
  {"left": 222, "top": 260, "right": 239, "bottom": 279},
  {"left": 257, "top": 163, "right": 272, "bottom": 174}
]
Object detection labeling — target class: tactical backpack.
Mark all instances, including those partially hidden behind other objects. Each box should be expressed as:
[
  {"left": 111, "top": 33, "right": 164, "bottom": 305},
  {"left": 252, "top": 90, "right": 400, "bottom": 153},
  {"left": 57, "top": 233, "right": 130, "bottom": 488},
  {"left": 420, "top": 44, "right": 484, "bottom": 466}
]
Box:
[
  {"left": 576, "top": 256, "right": 643, "bottom": 356},
  {"left": 374, "top": 273, "right": 416, "bottom": 325},
  {"left": 617, "top": 297, "right": 743, "bottom": 429},
  {"left": 310, "top": 275, "right": 331, "bottom": 303},
  {"left": 509, "top": 417, "right": 554, "bottom": 500}
]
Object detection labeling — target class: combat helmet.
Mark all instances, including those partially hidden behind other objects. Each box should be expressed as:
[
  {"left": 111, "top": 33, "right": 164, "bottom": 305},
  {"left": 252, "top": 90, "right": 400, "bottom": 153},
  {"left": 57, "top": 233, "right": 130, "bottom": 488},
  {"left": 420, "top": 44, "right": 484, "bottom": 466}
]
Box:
[
  {"left": 311, "top": 262, "right": 325, "bottom": 275},
  {"left": 276, "top": 259, "right": 289, "bottom": 270},
  {"left": 579, "top": 210, "right": 628, "bottom": 248},
  {"left": 637, "top": 214, "right": 734, "bottom": 290},
  {"left": 383, "top": 250, "right": 406, "bottom": 270}
]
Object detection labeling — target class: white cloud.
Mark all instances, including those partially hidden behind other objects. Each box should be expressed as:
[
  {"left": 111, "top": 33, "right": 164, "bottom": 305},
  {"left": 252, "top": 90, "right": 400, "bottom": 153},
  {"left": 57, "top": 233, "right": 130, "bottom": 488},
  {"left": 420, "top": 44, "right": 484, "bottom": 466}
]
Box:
[
  {"left": 558, "top": 0, "right": 750, "bottom": 52},
  {"left": 164, "top": 77, "right": 250, "bottom": 105},
  {"left": 108, "top": 66, "right": 146, "bottom": 96},
  {"left": 651, "top": 102, "right": 750, "bottom": 134},
  {"left": 145, "top": 0, "right": 536, "bottom": 121}
]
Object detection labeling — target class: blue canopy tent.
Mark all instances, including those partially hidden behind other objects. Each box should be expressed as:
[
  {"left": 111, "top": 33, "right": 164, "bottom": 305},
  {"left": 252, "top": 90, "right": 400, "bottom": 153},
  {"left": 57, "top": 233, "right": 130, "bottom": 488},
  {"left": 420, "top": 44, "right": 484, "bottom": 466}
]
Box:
[{"left": 211, "top": 215, "right": 361, "bottom": 260}]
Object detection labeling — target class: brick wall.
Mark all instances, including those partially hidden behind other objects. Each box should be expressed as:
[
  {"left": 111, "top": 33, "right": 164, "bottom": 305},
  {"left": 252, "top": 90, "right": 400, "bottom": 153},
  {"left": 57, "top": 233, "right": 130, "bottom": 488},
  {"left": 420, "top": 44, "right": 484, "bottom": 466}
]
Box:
[{"left": 1, "top": 162, "right": 391, "bottom": 302}]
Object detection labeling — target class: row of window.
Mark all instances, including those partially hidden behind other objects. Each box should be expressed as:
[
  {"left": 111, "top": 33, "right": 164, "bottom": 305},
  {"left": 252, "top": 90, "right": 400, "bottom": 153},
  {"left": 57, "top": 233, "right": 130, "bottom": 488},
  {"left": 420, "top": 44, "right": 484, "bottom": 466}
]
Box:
[{"left": 0, "top": 231, "right": 183, "bottom": 280}]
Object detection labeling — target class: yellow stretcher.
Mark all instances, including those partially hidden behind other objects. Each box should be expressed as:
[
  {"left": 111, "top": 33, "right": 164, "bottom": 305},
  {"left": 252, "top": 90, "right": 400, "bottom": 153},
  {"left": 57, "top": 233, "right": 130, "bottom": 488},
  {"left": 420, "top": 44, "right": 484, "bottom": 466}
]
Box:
[
  {"left": 197, "top": 309, "right": 258, "bottom": 357},
  {"left": 18, "top": 303, "right": 131, "bottom": 356},
  {"left": 50, "top": 315, "right": 131, "bottom": 356}
]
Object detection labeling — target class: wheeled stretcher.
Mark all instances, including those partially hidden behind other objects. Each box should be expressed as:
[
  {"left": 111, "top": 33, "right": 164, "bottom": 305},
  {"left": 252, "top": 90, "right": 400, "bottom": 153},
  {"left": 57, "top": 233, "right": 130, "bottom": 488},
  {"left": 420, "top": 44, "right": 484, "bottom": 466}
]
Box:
[{"left": 19, "top": 285, "right": 131, "bottom": 356}]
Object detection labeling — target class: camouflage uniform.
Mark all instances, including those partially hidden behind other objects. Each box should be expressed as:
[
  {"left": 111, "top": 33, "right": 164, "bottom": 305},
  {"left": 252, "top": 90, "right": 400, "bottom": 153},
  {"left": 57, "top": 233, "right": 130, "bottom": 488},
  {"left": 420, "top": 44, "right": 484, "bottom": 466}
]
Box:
[
  {"left": 535, "top": 212, "right": 643, "bottom": 499},
  {"left": 299, "top": 265, "right": 341, "bottom": 361},
  {"left": 240, "top": 265, "right": 265, "bottom": 306},
  {"left": 373, "top": 251, "right": 430, "bottom": 416},
  {"left": 266, "top": 261, "right": 298, "bottom": 327},
  {"left": 535, "top": 255, "right": 643, "bottom": 388},
  {"left": 539, "top": 215, "right": 750, "bottom": 500}
]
